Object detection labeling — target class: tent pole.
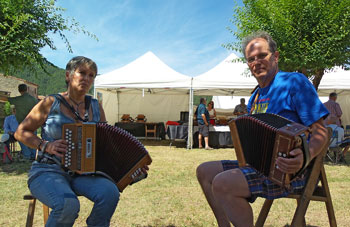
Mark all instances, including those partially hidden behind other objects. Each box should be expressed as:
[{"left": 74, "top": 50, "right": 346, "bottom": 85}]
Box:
[{"left": 187, "top": 78, "right": 194, "bottom": 149}]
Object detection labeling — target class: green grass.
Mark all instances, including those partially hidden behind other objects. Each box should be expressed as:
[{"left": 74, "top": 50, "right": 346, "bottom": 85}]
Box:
[{"left": 1, "top": 140, "right": 349, "bottom": 226}]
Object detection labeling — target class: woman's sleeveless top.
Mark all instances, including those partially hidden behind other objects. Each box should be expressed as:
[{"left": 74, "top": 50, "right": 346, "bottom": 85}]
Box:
[
  {"left": 41, "top": 96, "right": 100, "bottom": 141},
  {"left": 208, "top": 108, "right": 215, "bottom": 119},
  {"left": 28, "top": 95, "right": 100, "bottom": 185}
]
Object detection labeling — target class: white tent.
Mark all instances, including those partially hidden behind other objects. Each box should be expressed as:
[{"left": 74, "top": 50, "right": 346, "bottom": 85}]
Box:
[
  {"left": 318, "top": 68, "right": 350, "bottom": 126},
  {"left": 192, "top": 53, "right": 256, "bottom": 96},
  {"left": 94, "top": 51, "right": 192, "bottom": 125}
]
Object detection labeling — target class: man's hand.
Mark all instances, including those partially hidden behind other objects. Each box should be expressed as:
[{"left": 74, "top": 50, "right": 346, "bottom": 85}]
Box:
[{"left": 275, "top": 148, "right": 303, "bottom": 174}]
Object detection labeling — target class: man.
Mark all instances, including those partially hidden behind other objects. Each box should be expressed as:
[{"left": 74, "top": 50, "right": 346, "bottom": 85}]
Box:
[
  {"left": 325, "top": 116, "right": 349, "bottom": 162},
  {"left": 196, "top": 31, "right": 329, "bottom": 227},
  {"left": 233, "top": 98, "right": 248, "bottom": 116},
  {"left": 3, "top": 105, "right": 19, "bottom": 142},
  {"left": 196, "top": 98, "right": 213, "bottom": 150},
  {"left": 323, "top": 92, "right": 343, "bottom": 127},
  {"left": 8, "top": 84, "right": 38, "bottom": 159}
]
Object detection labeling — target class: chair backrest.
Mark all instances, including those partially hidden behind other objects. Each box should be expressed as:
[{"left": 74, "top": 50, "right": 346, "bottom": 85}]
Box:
[
  {"left": 345, "top": 125, "right": 350, "bottom": 137},
  {"left": 329, "top": 129, "right": 339, "bottom": 147}
]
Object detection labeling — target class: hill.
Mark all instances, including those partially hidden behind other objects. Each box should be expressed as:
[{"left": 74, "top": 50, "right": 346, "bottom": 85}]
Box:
[{"left": 13, "top": 63, "right": 66, "bottom": 96}]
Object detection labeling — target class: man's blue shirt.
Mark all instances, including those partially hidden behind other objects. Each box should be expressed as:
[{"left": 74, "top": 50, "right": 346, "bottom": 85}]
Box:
[
  {"left": 4, "top": 114, "right": 19, "bottom": 134},
  {"left": 197, "top": 103, "right": 209, "bottom": 125},
  {"left": 247, "top": 71, "right": 328, "bottom": 126}
]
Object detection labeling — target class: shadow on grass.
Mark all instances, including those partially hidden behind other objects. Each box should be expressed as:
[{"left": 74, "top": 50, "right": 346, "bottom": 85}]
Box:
[
  {"left": 140, "top": 139, "right": 187, "bottom": 148},
  {"left": 0, "top": 160, "right": 32, "bottom": 175},
  {"left": 284, "top": 225, "right": 318, "bottom": 227},
  {"left": 141, "top": 226, "right": 176, "bottom": 227},
  {"left": 138, "top": 225, "right": 176, "bottom": 227}
]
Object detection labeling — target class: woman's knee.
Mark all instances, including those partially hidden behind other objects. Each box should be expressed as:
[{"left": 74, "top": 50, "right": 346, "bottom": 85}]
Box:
[
  {"left": 50, "top": 194, "right": 80, "bottom": 223},
  {"left": 96, "top": 183, "right": 120, "bottom": 207}
]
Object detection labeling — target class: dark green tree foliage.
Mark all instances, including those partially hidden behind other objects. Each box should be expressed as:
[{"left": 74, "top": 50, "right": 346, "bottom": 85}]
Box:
[
  {"left": 15, "top": 62, "right": 66, "bottom": 96},
  {"left": 0, "top": 0, "right": 96, "bottom": 75},
  {"left": 227, "top": 0, "right": 350, "bottom": 89}
]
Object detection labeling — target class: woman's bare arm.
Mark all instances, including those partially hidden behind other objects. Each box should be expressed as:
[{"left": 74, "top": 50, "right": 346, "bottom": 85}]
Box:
[{"left": 15, "top": 96, "right": 54, "bottom": 149}]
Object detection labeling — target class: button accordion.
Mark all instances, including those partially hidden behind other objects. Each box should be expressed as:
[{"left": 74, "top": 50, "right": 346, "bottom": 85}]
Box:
[
  {"left": 62, "top": 122, "right": 152, "bottom": 192},
  {"left": 229, "top": 113, "right": 309, "bottom": 188}
]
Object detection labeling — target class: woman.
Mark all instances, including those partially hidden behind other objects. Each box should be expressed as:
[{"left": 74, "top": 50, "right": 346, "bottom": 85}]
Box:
[
  {"left": 207, "top": 101, "right": 216, "bottom": 125},
  {"left": 16, "top": 56, "right": 123, "bottom": 226}
]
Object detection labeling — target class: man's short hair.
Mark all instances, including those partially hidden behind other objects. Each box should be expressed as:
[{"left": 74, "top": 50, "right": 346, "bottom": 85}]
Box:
[
  {"left": 18, "top": 84, "right": 27, "bottom": 92},
  {"left": 200, "top": 98, "right": 206, "bottom": 104},
  {"left": 242, "top": 31, "right": 277, "bottom": 59},
  {"left": 329, "top": 92, "right": 337, "bottom": 98}
]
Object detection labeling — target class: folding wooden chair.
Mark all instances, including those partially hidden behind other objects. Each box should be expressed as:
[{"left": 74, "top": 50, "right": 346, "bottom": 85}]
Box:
[
  {"left": 24, "top": 194, "right": 49, "bottom": 227},
  {"left": 255, "top": 127, "right": 337, "bottom": 227}
]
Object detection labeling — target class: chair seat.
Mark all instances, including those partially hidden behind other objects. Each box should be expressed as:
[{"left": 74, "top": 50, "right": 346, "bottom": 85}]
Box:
[{"left": 287, "top": 186, "right": 328, "bottom": 202}]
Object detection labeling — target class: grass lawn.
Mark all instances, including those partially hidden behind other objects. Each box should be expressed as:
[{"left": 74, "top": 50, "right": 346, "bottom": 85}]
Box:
[{"left": 0, "top": 140, "right": 349, "bottom": 227}]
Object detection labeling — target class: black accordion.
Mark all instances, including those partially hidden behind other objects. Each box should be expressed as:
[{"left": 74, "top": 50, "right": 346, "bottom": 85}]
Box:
[
  {"left": 62, "top": 122, "right": 152, "bottom": 192},
  {"left": 229, "top": 113, "right": 309, "bottom": 187}
]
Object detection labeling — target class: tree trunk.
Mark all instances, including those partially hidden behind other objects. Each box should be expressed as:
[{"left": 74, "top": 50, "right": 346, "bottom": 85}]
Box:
[{"left": 312, "top": 69, "right": 324, "bottom": 91}]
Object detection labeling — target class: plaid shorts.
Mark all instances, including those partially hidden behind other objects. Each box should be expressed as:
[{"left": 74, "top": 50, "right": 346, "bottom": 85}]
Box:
[{"left": 221, "top": 160, "right": 307, "bottom": 203}]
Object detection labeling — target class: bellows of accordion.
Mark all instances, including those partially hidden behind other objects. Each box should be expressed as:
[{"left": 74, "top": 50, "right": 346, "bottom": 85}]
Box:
[
  {"left": 229, "top": 113, "right": 309, "bottom": 188},
  {"left": 62, "top": 123, "right": 152, "bottom": 192}
]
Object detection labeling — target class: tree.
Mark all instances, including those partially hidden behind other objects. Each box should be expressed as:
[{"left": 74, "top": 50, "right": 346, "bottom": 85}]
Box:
[
  {"left": 0, "top": 0, "right": 96, "bottom": 75},
  {"left": 226, "top": 0, "right": 350, "bottom": 89}
]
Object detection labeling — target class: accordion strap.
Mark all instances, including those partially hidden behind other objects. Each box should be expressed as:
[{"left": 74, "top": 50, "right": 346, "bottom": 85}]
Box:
[
  {"left": 294, "top": 133, "right": 311, "bottom": 177},
  {"left": 52, "top": 94, "right": 91, "bottom": 122}
]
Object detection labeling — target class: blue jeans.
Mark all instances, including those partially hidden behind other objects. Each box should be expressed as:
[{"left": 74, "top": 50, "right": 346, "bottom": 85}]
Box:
[
  {"left": 29, "top": 171, "right": 120, "bottom": 227},
  {"left": 19, "top": 141, "right": 36, "bottom": 159}
]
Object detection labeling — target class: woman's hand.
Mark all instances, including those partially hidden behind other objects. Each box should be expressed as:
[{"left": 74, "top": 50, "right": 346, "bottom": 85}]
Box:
[
  {"left": 275, "top": 148, "right": 303, "bottom": 174},
  {"left": 45, "top": 139, "right": 68, "bottom": 158}
]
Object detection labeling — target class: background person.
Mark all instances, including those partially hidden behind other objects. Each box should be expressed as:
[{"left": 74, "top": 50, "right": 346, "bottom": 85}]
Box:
[
  {"left": 196, "top": 31, "right": 329, "bottom": 227},
  {"left": 325, "top": 116, "right": 349, "bottom": 163},
  {"left": 3, "top": 105, "right": 18, "bottom": 143},
  {"left": 15, "top": 56, "right": 148, "bottom": 226},
  {"left": 233, "top": 98, "right": 248, "bottom": 116},
  {"left": 196, "top": 98, "right": 213, "bottom": 150},
  {"left": 9, "top": 84, "right": 38, "bottom": 159},
  {"left": 323, "top": 92, "right": 343, "bottom": 127},
  {"left": 207, "top": 100, "right": 216, "bottom": 125}
]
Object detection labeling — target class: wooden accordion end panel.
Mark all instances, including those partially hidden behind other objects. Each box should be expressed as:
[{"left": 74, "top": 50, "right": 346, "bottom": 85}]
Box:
[
  {"left": 62, "top": 123, "right": 96, "bottom": 173},
  {"left": 228, "top": 113, "right": 309, "bottom": 188},
  {"left": 62, "top": 123, "right": 152, "bottom": 192}
]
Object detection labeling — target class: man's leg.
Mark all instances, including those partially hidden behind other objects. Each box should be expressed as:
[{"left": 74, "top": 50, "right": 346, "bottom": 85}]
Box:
[
  {"left": 204, "top": 136, "right": 212, "bottom": 149},
  {"left": 198, "top": 133, "right": 203, "bottom": 148},
  {"left": 196, "top": 161, "right": 231, "bottom": 227},
  {"left": 212, "top": 168, "right": 253, "bottom": 227}
]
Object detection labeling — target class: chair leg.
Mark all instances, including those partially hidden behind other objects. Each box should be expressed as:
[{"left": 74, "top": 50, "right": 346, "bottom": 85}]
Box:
[
  {"left": 255, "top": 199, "right": 274, "bottom": 227},
  {"left": 296, "top": 199, "right": 306, "bottom": 227},
  {"left": 43, "top": 204, "right": 49, "bottom": 225},
  {"left": 26, "top": 198, "right": 36, "bottom": 227},
  {"left": 290, "top": 196, "right": 311, "bottom": 227},
  {"left": 319, "top": 166, "right": 337, "bottom": 227}
]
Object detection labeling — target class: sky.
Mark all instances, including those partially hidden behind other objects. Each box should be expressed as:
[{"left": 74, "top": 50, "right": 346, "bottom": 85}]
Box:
[{"left": 40, "top": 0, "right": 241, "bottom": 77}]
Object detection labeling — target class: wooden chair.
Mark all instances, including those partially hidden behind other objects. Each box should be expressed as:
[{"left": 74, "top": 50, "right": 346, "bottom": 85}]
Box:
[
  {"left": 24, "top": 194, "right": 49, "bottom": 227},
  {"left": 145, "top": 122, "right": 157, "bottom": 139},
  {"left": 255, "top": 127, "right": 337, "bottom": 227}
]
